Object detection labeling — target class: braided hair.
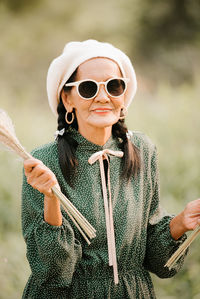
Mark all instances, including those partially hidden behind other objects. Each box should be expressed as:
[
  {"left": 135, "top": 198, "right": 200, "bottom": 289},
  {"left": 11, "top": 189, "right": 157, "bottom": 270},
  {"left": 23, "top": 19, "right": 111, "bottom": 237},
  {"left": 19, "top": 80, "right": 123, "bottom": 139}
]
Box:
[{"left": 56, "top": 70, "right": 140, "bottom": 185}]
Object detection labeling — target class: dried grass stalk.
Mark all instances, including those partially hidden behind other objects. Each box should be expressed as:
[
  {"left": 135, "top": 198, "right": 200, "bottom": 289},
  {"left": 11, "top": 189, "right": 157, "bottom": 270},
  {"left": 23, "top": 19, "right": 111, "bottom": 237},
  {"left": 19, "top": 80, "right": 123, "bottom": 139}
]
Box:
[
  {"left": 165, "top": 224, "right": 200, "bottom": 269},
  {"left": 0, "top": 109, "right": 96, "bottom": 244}
]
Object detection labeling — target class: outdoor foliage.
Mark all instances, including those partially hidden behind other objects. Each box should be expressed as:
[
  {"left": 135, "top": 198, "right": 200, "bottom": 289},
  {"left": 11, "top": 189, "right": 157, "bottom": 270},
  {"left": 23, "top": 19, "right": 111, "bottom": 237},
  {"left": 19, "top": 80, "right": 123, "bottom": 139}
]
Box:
[{"left": 0, "top": 0, "right": 200, "bottom": 298}]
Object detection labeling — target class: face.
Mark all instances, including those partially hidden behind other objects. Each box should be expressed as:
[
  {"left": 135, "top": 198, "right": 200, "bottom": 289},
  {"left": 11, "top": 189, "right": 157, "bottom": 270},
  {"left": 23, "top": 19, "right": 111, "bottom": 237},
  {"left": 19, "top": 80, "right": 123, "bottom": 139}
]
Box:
[{"left": 61, "top": 58, "right": 125, "bottom": 134}]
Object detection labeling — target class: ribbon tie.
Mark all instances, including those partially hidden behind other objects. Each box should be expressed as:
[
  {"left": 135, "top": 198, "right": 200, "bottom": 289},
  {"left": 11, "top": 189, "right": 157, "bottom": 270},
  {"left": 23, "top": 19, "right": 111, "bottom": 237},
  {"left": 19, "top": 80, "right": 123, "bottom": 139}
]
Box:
[{"left": 88, "top": 149, "right": 124, "bottom": 285}]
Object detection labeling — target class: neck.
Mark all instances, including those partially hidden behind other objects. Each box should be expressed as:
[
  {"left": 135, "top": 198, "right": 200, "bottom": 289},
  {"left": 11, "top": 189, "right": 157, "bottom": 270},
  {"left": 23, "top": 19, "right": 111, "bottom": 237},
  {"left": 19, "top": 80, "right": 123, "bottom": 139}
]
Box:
[{"left": 78, "top": 126, "right": 112, "bottom": 146}]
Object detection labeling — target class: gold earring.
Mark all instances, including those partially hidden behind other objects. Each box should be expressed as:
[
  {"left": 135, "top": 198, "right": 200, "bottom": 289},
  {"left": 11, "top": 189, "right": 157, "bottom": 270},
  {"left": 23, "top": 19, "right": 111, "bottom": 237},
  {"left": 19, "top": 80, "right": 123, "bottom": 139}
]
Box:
[
  {"left": 119, "top": 106, "right": 127, "bottom": 120},
  {"left": 65, "top": 111, "right": 74, "bottom": 124}
]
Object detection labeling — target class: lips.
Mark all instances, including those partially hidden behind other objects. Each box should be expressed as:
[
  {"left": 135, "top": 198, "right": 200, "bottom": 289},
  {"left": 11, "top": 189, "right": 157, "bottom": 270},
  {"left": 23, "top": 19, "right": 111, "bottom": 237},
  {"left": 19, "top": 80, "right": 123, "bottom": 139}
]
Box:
[{"left": 92, "top": 108, "right": 112, "bottom": 112}]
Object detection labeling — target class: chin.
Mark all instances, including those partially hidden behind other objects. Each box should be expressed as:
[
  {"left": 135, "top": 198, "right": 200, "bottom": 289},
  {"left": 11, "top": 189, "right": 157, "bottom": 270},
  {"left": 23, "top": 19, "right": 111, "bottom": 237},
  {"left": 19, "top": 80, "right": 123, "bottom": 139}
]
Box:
[
  {"left": 88, "top": 116, "right": 119, "bottom": 128},
  {"left": 90, "top": 121, "right": 117, "bottom": 129}
]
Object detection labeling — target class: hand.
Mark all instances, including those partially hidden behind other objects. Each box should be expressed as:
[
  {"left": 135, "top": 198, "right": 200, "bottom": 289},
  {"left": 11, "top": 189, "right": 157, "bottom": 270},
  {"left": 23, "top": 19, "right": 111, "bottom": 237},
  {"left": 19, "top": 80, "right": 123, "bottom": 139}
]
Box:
[
  {"left": 181, "top": 198, "right": 200, "bottom": 231},
  {"left": 24, "top": 158, "right": 59, "bottom": 198},
  {"left": 170, "top": 198, "right": 200, "bottom": 240}
]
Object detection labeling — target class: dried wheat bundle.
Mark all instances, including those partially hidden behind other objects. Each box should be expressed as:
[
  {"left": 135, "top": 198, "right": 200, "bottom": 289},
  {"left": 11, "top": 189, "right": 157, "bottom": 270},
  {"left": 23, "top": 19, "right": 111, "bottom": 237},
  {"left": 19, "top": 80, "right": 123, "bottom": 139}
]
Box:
[
  {"left": 165, "top": 224, "right": 200, "bottom": 269},
  {"left": 0, "top": 109, "right": 32, "bottom": 160},
  {"left": 0, "top": 109, "right": 96, "bottom": 244}
]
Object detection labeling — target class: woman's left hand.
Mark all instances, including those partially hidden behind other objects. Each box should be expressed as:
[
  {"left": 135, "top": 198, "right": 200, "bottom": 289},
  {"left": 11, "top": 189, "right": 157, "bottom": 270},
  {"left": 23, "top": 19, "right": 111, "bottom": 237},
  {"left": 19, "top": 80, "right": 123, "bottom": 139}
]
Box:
[
  {"left": 170, "top": 198, "right": 200, "bottom": 240},
  {"left": 180, "top": 198, "right": 200, "bottom": 231}
]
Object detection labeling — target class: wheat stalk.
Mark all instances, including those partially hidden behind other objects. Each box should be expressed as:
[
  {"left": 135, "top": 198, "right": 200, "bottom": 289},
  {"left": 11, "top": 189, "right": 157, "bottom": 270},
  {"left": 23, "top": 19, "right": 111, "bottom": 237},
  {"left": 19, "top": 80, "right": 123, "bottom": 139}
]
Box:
[
  {"left": 0, "top": 109, "right": 96, "bottom": 244},
  {"left": 165, "top": 224, "right": 200, "bottom": 269}
]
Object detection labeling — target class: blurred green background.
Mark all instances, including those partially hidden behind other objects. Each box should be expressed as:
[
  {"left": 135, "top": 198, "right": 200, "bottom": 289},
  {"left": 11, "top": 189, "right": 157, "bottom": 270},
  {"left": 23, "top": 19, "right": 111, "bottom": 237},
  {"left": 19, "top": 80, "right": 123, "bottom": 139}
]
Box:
[{"left": 0, "top": 0, "right": 200, "bottom": 298}]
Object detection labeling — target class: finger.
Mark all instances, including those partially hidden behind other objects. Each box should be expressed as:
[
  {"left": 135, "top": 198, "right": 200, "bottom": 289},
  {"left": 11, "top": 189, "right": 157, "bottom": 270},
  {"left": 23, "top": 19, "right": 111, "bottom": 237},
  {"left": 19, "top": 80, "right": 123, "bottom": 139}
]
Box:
[
  {"left": 189, "top": 213, "right": 200, "bottom": 217},
  {"left": 185, "top": 199, "right": 200, "bottom": 215},
  {"left": 43, "top": 179, "right": 57, "bottom": 194},
  {"left": 25, "top": 169, "right": 43, "bottom": 184},
  {"left": 24, "top": 158, "right": 43, "bottom": 173},
  {"left": 29, "top": 163, "right": 47, "bottom": 178},
  {"left": 35, "top": 178, "right": 58, "bottom": 196},
  {"left": 27, "top": 168, "right": 58, "bottom": 195},
  {"left": 27, "top": 169, "right": 54, "bottom": 188},
  {"left": 37, "top": 171, "right": 57, "bottom": 187}
]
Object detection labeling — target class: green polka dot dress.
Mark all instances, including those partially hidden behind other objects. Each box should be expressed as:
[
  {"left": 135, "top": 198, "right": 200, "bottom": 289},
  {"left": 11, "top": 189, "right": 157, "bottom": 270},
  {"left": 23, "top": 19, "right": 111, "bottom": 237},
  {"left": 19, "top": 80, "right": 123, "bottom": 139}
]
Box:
[{"left": 21, "top": 128, "right": 187, "bottom": 298}]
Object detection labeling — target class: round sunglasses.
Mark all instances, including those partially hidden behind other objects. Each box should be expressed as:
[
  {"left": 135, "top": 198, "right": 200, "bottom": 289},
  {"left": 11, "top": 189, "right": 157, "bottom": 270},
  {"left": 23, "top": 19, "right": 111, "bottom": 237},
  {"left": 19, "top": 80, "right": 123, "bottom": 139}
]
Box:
[{"left": 64, "top": 77, "right": 129, "bottom": 100}]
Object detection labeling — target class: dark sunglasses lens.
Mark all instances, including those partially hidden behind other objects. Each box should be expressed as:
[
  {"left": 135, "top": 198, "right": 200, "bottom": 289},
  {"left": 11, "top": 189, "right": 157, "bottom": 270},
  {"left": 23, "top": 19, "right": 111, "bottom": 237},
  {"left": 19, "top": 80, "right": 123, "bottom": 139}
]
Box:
[
  {"left": 78, "top": 81, "right": 97, "bottom": 99},
  {"left": 107, "top": 79, "right": 126, "bottom": 96}
]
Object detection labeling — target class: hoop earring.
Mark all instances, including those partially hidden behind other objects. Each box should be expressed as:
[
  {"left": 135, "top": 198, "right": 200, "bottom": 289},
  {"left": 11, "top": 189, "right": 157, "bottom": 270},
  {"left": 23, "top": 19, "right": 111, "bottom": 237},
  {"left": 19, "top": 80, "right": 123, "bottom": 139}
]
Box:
[
  {"left": 65, "top": 111, "right": 74, "bottom": 124},
  {"left": 119, "top": 106, "right": 127, "bottom": 120}
]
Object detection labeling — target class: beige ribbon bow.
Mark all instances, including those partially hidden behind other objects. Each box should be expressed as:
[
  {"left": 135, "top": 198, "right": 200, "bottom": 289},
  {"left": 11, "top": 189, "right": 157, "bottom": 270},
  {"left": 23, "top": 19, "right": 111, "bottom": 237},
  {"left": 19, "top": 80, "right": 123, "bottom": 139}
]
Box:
[{"left": 88, "top": 149, "right": 124, "bottom": 285}]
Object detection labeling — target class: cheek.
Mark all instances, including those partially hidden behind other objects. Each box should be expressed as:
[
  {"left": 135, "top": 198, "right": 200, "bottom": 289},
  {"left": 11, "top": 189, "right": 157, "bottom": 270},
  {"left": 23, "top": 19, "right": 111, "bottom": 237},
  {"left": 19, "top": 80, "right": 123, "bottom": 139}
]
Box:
[
  {"left": 113, "top": 98, "right": 124, "bottom": 112},
  {"left": 74, "top": 101, "right": 91, "bottom": 116}
]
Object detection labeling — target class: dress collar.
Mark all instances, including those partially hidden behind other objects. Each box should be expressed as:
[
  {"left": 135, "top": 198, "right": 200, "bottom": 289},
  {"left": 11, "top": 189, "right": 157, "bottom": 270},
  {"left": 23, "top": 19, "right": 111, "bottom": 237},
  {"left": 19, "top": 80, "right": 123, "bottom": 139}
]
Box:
[{"left": 67, "top": 127, "right": 120, "bottom": 153}]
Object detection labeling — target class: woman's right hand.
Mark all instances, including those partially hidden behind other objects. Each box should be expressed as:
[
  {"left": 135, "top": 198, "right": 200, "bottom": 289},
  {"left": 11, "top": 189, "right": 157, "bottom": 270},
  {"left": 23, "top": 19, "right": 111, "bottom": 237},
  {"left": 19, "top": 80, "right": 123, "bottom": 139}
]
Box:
[
  {"left": 24, "top": 158, "right": 62, "bottom": 226},
  {"left": 24, "top": 158, "right": 59, "bottom": 198}
]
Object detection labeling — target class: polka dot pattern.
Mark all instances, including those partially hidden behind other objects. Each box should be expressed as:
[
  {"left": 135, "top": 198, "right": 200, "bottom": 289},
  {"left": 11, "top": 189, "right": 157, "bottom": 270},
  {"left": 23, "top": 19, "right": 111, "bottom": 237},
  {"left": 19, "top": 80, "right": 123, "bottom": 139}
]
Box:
[{"left": 21, "top": 129, "right": 187, "bottom": 298}]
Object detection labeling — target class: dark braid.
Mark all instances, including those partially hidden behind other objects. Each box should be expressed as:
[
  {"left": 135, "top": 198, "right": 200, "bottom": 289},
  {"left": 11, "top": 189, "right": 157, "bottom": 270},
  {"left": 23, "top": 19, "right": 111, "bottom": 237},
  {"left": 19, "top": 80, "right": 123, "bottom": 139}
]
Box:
[
  {"left": 112, "top": 120, "right": 140, "bottom": 179},
  {"left": 57, "top": 99, "right": 78, "bottom": 185},
  {"left": 56, "top": 69, "right": 140, "bottom": 185},
  {"left": 56, "top": 70, "right": 78, "bottom": 186}
]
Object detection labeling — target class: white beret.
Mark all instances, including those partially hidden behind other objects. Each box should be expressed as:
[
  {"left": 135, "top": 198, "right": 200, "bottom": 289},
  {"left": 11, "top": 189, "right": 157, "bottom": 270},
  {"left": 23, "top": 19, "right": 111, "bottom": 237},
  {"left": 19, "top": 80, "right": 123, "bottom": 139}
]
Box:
[{"left": 46, "top": 39, "right": 137, "bottom": 116}]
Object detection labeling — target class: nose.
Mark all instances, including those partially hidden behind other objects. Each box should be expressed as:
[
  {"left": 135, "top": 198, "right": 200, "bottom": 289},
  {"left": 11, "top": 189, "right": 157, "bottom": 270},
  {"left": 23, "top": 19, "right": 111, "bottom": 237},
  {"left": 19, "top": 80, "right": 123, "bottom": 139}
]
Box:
[{"left": 94, "top": 85, "right": 110, "bottom": 103}]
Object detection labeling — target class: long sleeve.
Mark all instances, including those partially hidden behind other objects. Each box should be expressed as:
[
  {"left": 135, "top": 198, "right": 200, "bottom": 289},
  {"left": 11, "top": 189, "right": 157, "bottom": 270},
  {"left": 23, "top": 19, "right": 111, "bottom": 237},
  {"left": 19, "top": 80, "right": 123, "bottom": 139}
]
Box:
[
  {"left": 21, "top": 133, "right": 189, "bottom": 298},
  {"left": 21, "top": 151, "right": 82, "bottom": 292},
  {"left": 143, "top": 146, "right": 187, "bottom": 278}
]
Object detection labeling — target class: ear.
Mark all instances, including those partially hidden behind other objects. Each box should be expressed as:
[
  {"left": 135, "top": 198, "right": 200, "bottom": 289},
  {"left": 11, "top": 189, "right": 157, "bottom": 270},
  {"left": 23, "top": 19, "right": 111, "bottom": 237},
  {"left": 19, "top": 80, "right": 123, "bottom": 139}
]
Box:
[{"left": 61, "top": 90, "right": 74, "bottom": 113}]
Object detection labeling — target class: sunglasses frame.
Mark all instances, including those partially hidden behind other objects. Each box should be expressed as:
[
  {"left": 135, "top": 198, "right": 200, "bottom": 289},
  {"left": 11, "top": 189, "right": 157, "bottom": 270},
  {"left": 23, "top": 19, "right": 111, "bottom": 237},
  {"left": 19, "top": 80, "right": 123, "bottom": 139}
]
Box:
[{"left": 64, "top": 77, "right": 129, "bottom": 100}]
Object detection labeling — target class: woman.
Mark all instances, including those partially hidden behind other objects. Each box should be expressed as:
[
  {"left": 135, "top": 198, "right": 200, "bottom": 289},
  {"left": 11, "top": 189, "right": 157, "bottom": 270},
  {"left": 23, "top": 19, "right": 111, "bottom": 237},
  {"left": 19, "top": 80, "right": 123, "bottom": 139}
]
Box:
[{"left": 22, "top": 40, "right": 200, "bottom": 298}]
